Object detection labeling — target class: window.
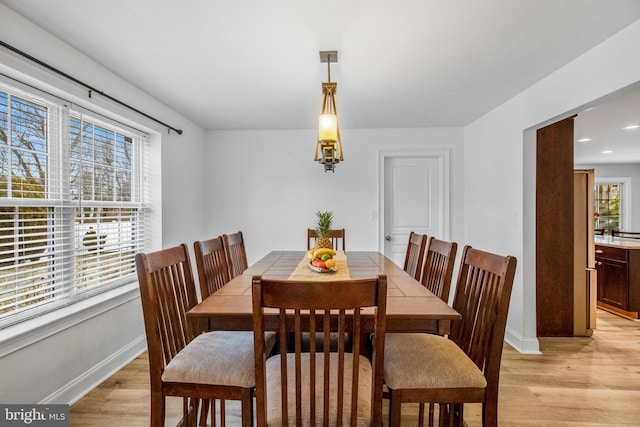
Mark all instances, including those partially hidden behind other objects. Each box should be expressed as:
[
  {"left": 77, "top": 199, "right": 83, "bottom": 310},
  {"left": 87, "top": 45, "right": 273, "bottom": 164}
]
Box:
[
  {"left": 0, "top": 83, "right": 146, "bottom": 327},
  {"left": 594, "top": 183, "right": 621, "bottom": 231}
]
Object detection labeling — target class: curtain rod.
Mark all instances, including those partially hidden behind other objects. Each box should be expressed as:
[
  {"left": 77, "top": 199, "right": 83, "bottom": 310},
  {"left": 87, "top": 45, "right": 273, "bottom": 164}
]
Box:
[{"left": 0, "top": 39, "right": 183, "bottom": 135}]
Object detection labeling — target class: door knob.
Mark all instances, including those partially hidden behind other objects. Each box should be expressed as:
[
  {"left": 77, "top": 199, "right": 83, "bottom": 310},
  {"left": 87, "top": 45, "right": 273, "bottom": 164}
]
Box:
[{"left": 385, "top": 235, "right": 391, "bottom": 241}]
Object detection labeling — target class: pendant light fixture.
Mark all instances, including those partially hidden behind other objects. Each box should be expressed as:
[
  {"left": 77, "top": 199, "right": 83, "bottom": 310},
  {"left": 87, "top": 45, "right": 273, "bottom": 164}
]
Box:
[{"left": 315, "top": 50, "right": 343, "bottom": 172}]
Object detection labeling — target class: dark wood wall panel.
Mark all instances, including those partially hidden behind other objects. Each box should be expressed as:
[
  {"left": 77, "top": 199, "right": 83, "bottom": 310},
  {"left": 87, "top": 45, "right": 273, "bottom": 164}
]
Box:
[{"left": 536, "top": 117, "right": 575, "bottom": 337}]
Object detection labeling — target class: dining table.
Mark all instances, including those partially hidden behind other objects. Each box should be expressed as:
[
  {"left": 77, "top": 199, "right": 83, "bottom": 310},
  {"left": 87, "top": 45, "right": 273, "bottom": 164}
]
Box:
[{"left": 187, "top": 251, "right": 461, "bottom": 335}]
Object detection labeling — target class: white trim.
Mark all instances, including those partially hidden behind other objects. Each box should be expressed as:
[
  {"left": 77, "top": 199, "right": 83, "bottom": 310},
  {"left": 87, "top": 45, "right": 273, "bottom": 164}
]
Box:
[
  {"left": 505, "top": 326, "right": 542, "bottom": 355},
  {"left": 377, "top": 149, "right": 451, "bottom": 251},
  {"left": 595, "top": 176, "right": 632, "bottom": 230},
  {"left": 0, "top": 282, "right": 140, "bottom": 357},
  {"left": 41, "top": 334, "right": 146, "bottom": 405}
]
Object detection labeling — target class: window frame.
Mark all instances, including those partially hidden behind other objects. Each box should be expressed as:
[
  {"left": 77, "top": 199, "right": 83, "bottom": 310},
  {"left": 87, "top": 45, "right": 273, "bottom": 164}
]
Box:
[
  {"left": 0, "top": 80, "right": 148, "bottom": 329},
  {"left": 594, "top": 177, "right": 631, "bottom": 231}
]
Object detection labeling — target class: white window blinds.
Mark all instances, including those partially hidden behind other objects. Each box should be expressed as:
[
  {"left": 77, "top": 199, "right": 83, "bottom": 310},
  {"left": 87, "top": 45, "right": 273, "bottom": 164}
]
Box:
[{"left": 0, "top": 82, "right": 147, "bottom": 327}]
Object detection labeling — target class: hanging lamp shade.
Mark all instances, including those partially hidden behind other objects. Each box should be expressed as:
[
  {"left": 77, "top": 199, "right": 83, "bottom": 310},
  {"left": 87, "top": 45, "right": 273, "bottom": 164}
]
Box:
[
  {"left": 318, "top": 113, "right": 338, "bottom": 142},
  {"left": 315, "top": 51, "right": 343, "bottom": 172}
]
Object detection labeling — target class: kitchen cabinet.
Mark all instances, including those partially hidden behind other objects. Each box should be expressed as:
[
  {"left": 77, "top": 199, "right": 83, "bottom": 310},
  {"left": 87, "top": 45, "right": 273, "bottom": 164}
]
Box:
[{"left": 595, "top": 240, "right": 640, "bottom": 319}]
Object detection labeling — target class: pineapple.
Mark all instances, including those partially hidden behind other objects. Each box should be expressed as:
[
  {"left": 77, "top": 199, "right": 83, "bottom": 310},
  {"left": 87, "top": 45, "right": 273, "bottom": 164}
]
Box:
[{"left": 314, "top": 210, "right": 334, "bottom": 249}]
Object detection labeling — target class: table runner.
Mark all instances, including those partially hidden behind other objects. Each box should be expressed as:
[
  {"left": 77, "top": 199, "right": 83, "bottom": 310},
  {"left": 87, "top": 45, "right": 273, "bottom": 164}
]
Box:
[{"left": 288, "top": 251, "right": 351, "bottom": 281}]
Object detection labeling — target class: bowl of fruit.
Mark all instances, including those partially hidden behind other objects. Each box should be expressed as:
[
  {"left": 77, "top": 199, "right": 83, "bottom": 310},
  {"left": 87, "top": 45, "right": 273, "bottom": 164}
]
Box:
[{"left": 307, "top": 248, "right": 337, "bottom": 273}]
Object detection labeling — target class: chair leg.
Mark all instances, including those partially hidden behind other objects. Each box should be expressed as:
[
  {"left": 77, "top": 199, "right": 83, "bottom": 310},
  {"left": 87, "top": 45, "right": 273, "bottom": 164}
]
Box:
[
  {"left": 428, "top": 403, "right": 435, "bottom": 427},
  {"left": 200, "top": 399, "right": 210, "bottom": 427},
  {"left": 240, "top": 388, "right": 253, "bottom": 427},
  {"left": 438, "top": 403, "right": 451, "bottom": 427},
  {"left": 182, "top": 397, "right": 189, "bottom": 427},
  {"left": 150, "top": 392, "right": 165, "bottom": 427},
  {"left": 418, "top": 402, "right": 425, "bottom": 427},
  {"left": 388, "top": 391, "right": 403, "bottom": 427},
  {"left": 452, "top": 403, "right": 464, "bottom": 427},
  {"left": 483, "top": 400, "right": 498, "bottom": 427}
]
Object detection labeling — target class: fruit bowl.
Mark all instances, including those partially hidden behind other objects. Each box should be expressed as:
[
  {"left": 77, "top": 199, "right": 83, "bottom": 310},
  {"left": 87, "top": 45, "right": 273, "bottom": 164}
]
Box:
[{"left": 307, "top": 261, "right": 337, "bottom": 273}]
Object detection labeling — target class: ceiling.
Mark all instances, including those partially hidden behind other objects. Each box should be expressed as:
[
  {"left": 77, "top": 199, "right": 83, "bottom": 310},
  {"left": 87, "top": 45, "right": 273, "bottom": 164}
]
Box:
[
  {"left": 1, "top": 0, "right": 640, "bottom": 161},
  {"left": 574, "top": 84, "right": 640, "bottom": 164}
]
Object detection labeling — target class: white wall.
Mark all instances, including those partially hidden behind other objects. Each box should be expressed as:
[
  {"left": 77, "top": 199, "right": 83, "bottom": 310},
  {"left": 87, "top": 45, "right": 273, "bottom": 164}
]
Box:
[
  {"left": 465, "top": 19, "right": 640, "bottom": 353},
  {"left": 204, "top": 128, "right": 465, "bottom": 265},
  {"left": 0, "top": 4, "right": 206, "bottom": 404}
]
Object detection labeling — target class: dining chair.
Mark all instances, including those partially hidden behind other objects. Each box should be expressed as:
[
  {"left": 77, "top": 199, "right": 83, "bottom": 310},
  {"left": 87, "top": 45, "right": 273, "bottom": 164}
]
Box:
[
  {"left": 222, "top": 231, "right": 248, "bottom": 278},
  {"left": 193, "top": 236, "right": 277, "bottom": 425},
  {"left": 136, "top": 244, "right": 258, "bottom": 427},
  {"left": 251, "top": 275, "right": 388, "bottom": 426},
  {"left": 305, "top": 227, "right": 348, "bottom": 353},
  {"left": 420, "top": 237, "right": 458, "bottom": 303},
  {"left": 403, "top": 232, "right": 428, "bottom": 281},
  {"left": 383, "top": 245, "right": 517, "bottom": 427},
  {"left": 307, "top": 228, "right": 346, "bottom": 251},
  {"left": 194, "top": 236, "right": 232, "bottom": 299},
  {"left": 389, "top": 237, "right": 457, "bottom": 425}
]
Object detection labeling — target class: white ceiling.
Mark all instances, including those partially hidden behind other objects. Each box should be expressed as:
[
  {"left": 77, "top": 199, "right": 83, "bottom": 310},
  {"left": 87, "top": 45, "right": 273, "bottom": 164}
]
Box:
[
  {"left": 574, "top": 84, "right": 640, "bottom": 164},
  {"left": 1, "top": 0, "right": 640, "bottom": 161}
]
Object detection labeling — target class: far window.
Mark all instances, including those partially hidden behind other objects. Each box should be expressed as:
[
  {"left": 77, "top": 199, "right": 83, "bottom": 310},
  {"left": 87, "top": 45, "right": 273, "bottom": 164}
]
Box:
[{"left": 594, "top": 183, "right": 621, "bottom": 231}]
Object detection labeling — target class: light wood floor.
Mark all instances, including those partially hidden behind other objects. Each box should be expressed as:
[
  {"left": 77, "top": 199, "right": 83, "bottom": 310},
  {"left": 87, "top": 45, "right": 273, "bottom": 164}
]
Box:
[{"left": 70, "top": 310, "right": 640, "bottom": 426}]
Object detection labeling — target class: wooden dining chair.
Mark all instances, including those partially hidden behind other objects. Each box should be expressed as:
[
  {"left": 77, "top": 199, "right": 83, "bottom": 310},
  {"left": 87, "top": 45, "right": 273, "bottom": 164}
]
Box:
[
  {"left": 403, "top": 232, "right": 428, "bottom": 281},
  {"left": 193, "top": 236, "right": 277, "bottom": 425},
  {"left": 194, "top": 236, "right": 232, "bottom": 299},
  {"left": 307, "top": 228, "right": 346, "bottom": 251},
  {"left": 421, "top": 237, "right": 458, "bottom": 303},
  {"left": 390, "top": 237, "right": 457, "bottom": 425},
  {"left": 252, "top": 275, "right": 388, "bottom": 426},
  {"left": 222, "top": 231, "right": 248, "bottom": 278},
  {"left": 384, "top": 245, "right": 517, "bottom": 427},
  {"left": 136, "top": 244, "right": 257, "bottom": 427}
]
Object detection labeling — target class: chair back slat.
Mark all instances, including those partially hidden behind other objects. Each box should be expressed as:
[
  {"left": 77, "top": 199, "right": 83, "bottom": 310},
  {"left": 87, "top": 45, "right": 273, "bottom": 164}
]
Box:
[
  {"left": 307, "top": 228, "right": 346, "bottom": 251},
  {"left": 252, "top": 276, "right": 387, "bottom": 427},
  {"left": 403, "top": 232, "right": 427, "bottom": 280},
  {"left": 194, "top": 236, "right": 231, "bottom": 299},
  {"left": 450, "top": 246, "right": 517, "bottom": 380},
  {"left": 421, "top": 237, "right": 458, "bottom": 302},
  {"left": 223, "top": 231, "right": 248, "bottom": 278},
  {"left": 136, "top": 244, "right": 198, "bottom": 374}
]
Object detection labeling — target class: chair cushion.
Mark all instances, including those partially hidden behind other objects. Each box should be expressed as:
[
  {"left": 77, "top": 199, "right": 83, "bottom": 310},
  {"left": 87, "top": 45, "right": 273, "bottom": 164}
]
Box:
[
  {"left": 162, "top": 330, "right": 276, "bottom": 387},
  {"left": 265, "top": 352, "right": 372, "bottom": 426},
  {"left": 383, "top": 333, "right": 487, "bottom": 390}
]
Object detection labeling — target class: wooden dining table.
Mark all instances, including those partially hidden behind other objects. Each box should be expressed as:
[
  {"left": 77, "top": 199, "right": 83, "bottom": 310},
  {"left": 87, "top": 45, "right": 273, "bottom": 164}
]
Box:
[{"left": 187, "top": 251, "right": 461, "bottom": 335}]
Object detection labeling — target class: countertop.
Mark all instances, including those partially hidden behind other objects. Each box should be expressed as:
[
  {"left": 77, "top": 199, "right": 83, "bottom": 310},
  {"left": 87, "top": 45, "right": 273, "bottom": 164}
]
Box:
[{"left": 595, "top": 235, "right": 640, "bottom": 249}]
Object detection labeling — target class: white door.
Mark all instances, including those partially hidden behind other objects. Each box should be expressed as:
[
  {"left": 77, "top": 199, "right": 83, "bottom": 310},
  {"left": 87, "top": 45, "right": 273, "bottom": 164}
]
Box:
[{"left": 383, "top": 156, "right": 444, "bottom": 267}]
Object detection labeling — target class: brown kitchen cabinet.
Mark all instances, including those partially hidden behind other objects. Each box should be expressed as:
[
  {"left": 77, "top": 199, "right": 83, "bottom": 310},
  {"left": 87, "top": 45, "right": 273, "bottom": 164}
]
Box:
[{"left": 595, "top": 243, "right": 640, "bottom": 318}]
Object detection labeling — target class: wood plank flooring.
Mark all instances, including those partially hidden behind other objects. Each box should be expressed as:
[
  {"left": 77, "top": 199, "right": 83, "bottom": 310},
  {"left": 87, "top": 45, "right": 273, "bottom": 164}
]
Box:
[{"left": 69, "top": 310, "right": 640, "bottom": 426}]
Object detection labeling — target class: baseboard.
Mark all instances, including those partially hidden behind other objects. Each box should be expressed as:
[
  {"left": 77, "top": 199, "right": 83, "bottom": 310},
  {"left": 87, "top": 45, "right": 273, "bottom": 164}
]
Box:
[
  {"left": 41, "top": 335, "right": 147, "bottom": 405},
  {"left": 597, "top": 302, "right": 639, "bottom": 320},
  {"left": 504, "top": 326, "right": 541, "bottom": 354}
]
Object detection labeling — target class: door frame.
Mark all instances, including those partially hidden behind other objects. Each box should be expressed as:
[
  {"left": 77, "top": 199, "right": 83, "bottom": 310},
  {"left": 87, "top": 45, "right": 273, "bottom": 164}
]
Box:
[{"left": 377, "top": 149, "right": 451, "bottom": 252}]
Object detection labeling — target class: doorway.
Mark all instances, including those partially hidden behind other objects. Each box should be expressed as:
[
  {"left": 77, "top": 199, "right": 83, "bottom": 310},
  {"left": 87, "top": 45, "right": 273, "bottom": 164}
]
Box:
[{"left": 528, "top": 82, "right": 640, "bottom": 340}]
